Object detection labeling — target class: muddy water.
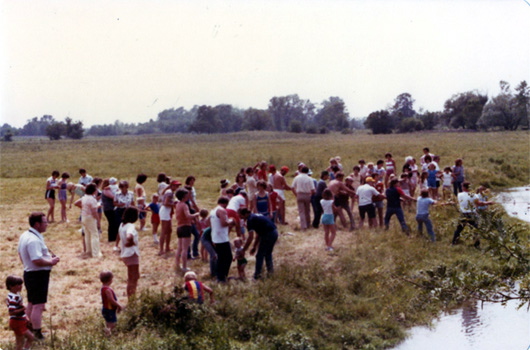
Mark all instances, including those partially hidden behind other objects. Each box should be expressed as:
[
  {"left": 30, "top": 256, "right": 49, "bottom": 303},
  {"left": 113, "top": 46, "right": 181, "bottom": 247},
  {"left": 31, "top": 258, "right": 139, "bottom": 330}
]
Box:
[{"left": 393, "top": 187, "right": 530, "bottom": 350}]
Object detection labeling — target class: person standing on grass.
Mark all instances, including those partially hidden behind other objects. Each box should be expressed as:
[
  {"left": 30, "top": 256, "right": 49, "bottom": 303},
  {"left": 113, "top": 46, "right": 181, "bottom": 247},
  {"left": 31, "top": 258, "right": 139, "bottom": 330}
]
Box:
[
  {"left": 238, "top": 208, "right": 278, "bottom": 280},
  {"left": 452, "top": 158, "right": 465, "bottom": 196},
  {"left": 384, "top": 153, "right": 396, "bottom": 189},
  {"left": 5, "top": 275, "right": 35, "bottom": 350},
  {"left": 159, "top": 180, "right": 180, "bottom": 255},
  {"left": 415, "top": 189, "right": 448, "bottom": 242},
  {"left": 18, "top": 212, "right": 60, "bottom": 340},
  {"left": 99, "top": 271, "right": 123, "bottom": 336},
  {"left": 291, "top": 165, "right": 316, "bottom": 231},
  {"left": 119, "top": 207, "right": 140, "bottom": 299},
  {"left": 175, "top": 188, "right": 200, "bottom": 273},
  {"left": 78, "top": 168, "right": 93, "bottom": 186},
  {"left": 45, "top": 170, "right": 60, "bottom": 223},
  {"left": 451, "top": 182, "right": 494, "bottom": 247},
  {"left": 113, "top": 181, "right": 135, "bottom": 252},
  {"left": 270, "top": 165, "right": 291, "bottom": 225},
  {"left": 357, "top": 177, "right": 383, "bottom": 229},
  {"left": 102, "top": 178, "right": 118, "bottom": 243},
  {"left": 328, "top": 172, "right": 356, "bottom": 231},
  {"left": 320, "top": 189, "right": 337, "bottom": 251},
  {"left": 57, "top": 172, "right": 70, "bottom": 223},
  {"left": 312, "top": 171, "right": 329, "bottom": 229},
  {"left": 210, "top": 197, "right": 235, "bottom": 283},
  {"left": 384, "top": 179, "right": 416, "bottom": 234},
  {"left": 75, "top": 183, "right": 102, "bottom": 258}
]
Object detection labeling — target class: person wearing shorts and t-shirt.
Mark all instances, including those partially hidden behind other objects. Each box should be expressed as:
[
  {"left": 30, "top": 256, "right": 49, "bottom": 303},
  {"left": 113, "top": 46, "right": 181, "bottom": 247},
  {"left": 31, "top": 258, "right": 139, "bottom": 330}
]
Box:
[{"left": 356, "top": 177, "right": 382, "bottom": 229}]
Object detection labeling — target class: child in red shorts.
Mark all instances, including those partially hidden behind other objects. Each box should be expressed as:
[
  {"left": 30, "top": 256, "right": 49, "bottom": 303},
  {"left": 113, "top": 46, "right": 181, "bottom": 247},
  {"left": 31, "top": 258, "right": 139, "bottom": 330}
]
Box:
[{"left": 5, "top": 275, "right": 34, "bottom": 350}]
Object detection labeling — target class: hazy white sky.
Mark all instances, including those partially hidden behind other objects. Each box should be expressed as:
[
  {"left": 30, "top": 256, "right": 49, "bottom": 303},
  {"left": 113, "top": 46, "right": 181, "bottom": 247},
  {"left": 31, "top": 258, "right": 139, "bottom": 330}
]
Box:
[{"left": 1, "top": 0, "right": 529, "bottom": 128}]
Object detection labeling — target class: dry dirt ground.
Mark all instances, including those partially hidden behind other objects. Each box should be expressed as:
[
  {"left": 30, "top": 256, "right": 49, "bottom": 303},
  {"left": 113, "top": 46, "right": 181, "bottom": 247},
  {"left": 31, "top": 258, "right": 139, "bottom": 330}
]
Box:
[{"left": 0, "top": 183, "right": 369, "bottom": 343}]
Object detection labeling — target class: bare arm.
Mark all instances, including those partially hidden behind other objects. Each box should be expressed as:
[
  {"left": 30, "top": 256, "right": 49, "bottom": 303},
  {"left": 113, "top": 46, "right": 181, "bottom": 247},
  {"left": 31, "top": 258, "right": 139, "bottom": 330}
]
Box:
[{"left": 104, "top": 289, "right": 123, "bottom": 311}]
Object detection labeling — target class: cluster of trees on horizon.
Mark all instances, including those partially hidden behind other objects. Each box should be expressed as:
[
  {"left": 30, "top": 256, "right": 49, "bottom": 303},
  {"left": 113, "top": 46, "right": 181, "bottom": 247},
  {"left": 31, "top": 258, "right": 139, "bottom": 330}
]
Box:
[{"left": 1, "top": 80, "right": 528, "bottom": 141}]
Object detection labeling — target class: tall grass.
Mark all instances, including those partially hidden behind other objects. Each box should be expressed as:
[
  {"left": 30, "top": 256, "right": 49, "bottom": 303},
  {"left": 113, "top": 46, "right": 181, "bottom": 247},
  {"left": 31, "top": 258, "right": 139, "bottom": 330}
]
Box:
[{"left": 0, "top": 130, "right": 528, "bottom": 349}]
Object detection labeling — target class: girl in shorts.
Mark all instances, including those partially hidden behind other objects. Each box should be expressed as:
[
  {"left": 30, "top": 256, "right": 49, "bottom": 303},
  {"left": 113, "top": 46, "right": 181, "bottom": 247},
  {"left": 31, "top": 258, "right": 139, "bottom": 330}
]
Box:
[
  {"left": 45, "top": 170, "right": 60, "bottom": 223},
  {"left": 175, "top": 189, "right": 200, "bottom": 273},
  {"left": 58, "top": 172, "right": 70, "bottom": 222},
  {"left": 320, "top": 189, "right": 337, "bottom": 251}
]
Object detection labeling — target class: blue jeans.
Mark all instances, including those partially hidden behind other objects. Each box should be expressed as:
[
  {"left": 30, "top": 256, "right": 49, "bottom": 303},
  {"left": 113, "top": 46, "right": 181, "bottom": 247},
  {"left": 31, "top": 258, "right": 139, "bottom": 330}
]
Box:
[
  {"left": 254, "top": 230, "right": 278, "bottom": 279},
  {"left": 384, "top": 207, "right": 409, "bottom": 233},
  {"left": 416, "top": 214, "right": 435, "bottom": 241},
  {"left": 200, "top": 235, "right": 218, "bottom": 278},
  {"left": 187, "top": 224, "right": 200, "bottom": 258}
]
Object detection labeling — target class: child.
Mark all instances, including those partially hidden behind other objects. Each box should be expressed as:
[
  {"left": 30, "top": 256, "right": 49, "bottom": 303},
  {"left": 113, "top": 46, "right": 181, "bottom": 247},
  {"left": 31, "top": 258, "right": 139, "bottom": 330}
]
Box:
[
  {"left": 320, "top": 189, "right": 337, "bottom": 251},
  {"left": 254, "top": 180, "right": 272, "bottom": 217},
  {"left": 400, "top": 173, "right": 412, "bottom": 210},
  {"left": 183, "top": 271, "right": 215, "bottom": 304},
  {"left": 419, "top": 171, "right": 429, "bottom": 191},
  {"left": 58, "top": 172, "right": 71, "bottom": 222},
  {"left": 416, "top": 189, "right": 445, "bottom": 242},
  {"left": 442, "top": 167, "right": 453, "bottom": 200},
  {"left": 384, "top": 153, "right": 396, "bottom": 188},
  {"left": 267, "top": 184, "right": 279, "bottom": 224},
  {"left": 197, "top": 209, "right": 210, "bottom": 262},
  {"left": 5, "top": 276, "right": 34, "bottom": 350},
  {"left": 372, "top": 173, "right": 385, "bottom": 227},
  {"left": 137, "top": 197, "right": 147, "bottom": 232},
  {"left": 233, "top": 237, "right": 247, "bottom": 280},
  {"left": 146, "top": 194, "right": 161, "bottom": 244},
  {"left": 100, "top": 271, "right": 123, "bottom": 336},
  {"left": 375, "top": 160, "right": 386, "bottom": 179},
  {"left": 427, "top": 163, "right": 439, "bottom": 200}
]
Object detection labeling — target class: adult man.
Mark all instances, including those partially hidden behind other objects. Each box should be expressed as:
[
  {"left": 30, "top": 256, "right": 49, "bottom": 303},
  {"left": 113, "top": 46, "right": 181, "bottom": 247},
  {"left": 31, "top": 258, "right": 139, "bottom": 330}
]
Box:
[
  {"left": 239, "top": 209, "right": 278, "bottom": 280},
  {"left": 328, "top": 172, "right": 356, "bottom": 231},
  {"left": 291, "top": 166, "right": 315, "bottom": 230},
  {"left": 18, "top": 212, "right": 60, "bottom": 340},
  {"left": 78, "top": 168, "right": 93, "bottom": 186},
  {"left": 452, "top": 182, "right": 493, "bottom": 247},
  {"left": 270, "top": 165, "right": 291, "bottom": 225},
  {"left": 357, "top": 177, "right": 383, "bottom": 228},
  {"left": 312, "top": 171, "right": 329, "bottom": 228},
  {"left": 384, "top": 179, "right": 416, "bottom": 234},
  {"left": 210, "top": 197, "right": 235, "bottom": 282}
]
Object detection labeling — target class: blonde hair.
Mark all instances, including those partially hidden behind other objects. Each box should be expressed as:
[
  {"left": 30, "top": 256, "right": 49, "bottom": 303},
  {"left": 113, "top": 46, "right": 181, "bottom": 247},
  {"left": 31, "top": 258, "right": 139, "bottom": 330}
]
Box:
[{"left": 184, "top": 271, "right": 197, "bottom": 281}]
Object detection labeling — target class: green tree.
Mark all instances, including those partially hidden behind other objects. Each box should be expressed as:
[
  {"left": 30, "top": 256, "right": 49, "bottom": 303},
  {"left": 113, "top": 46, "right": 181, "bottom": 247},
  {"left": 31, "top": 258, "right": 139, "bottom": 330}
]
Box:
[
  {"left": 20, "top": 115, "right": 55, "bottom": 136},
  {"left": 268, "top": 95, "right": 315, "bottom": 131},
  {"left": 418, "top": 111, "right": 440, "bottom": 130},
  {"left": 242, "top": 108, "right": 272, "bottom": 131},
  {"left": 364, "top": 110, "right": 394, "bottom": 134},
  {"left": 397, "top": 117, "right": 423, "bottom": 133},
  {"left": 443, "top": 91, "right": 488, "bottom": 129},
  {"left": 314, "top": 97, "right": 350, "bottom": 131},
  {"left": 189, "top": 105, "right": 221, "bottom": 133},
  {"left": 514, "top": 80, "right": 529, "bottom": 128},
  {"left": 64, "top": 117, "right": 84, "bottom": 139},
  {"left": 390, "top": 93, "right": 416, "bottom": 122},
  {"left": 214, "top": 104, "right": 243, "bottom": 133},
  {"left": 46, "top": 121, "right": 65, "bottom": 140}
]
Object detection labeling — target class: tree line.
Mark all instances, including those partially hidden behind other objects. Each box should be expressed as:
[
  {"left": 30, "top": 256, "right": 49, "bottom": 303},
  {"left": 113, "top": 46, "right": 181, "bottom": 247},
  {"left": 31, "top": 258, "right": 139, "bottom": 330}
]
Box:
[{"left": 1, "top": 80, "right": 528, "bottom": 141}]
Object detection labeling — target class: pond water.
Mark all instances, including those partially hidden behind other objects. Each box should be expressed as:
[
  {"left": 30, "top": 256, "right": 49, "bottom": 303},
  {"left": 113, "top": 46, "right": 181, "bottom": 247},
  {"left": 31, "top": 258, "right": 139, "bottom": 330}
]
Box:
[{"left": 393, "top": 186, "right": 530, "bottom": 350}]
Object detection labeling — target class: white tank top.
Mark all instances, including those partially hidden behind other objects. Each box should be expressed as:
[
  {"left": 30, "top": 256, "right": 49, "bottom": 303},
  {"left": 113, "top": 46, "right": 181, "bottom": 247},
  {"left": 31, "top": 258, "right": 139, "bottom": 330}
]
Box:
[{"left": 210, "top": 206, "right": 229, "bottom": 244}]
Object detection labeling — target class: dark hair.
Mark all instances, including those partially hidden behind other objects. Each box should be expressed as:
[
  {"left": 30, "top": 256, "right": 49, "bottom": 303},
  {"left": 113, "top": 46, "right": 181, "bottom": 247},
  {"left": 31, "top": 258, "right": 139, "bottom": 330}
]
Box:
[
  {"left": 322, "top": 188, "right": 332, "bottom": 200},
  {"left": 320, "top": 170, "right": 329, "bottom": 179},
  {"left": 199, "top": 209, "right": 209, "bottom": 218},
  {"left": 79, "top": 168, "right": 86, "bottom": 174},
  {"left": 423, "top": 147, "right": 430, "bottom": 152},
  {"left": 99, "top": 271, "right": 113, "bottom": 284},
  {"left": 335, "top": 171, "right": 344, "bottom": 179},
  {"left": 217, "top": 196, "right": 229, "bottom": 205},
  {"left": 257, "top": 180, "right": 267, "bottom": 189},
  {"left": 424, "top": 155, "right": 432, "bottom": 163},
  {"left": 61, "top": 172, "right": 70, "bottom": 179},
  {"left": 6, "top": 275, "right": 23, "bottom": 290},
  {"left": 444, "top": 167, "right": 452, "bottom": 172},
  {"left": 385, "top": 153, "right": 392, "bottom": 158},
  {"left": 136, "top": 173, "right": 147, "bottom": 184},
  {"left": 245, "top": 167, "right": 254, "bottom": 175},
  {"left": 52, "top": 170, "right": 60, "bottom": 177},
  {"left": 85, "top": 183, "right": 97, "bottom": 195},
  {"left": 185, "top": 176, "right": 196, "bottom": 185},
  {"left": 93, "top": 177, "right": 102, "bottom": 186},
  {"left": 225, "top": 188, "right": 234, "bottom": 196},
  {"left": 331, "top": 165, "right": 340, "bottom": 173},
  {"left": 122, "top": 207, "right": 138, "bottom": 224},
  {"left": 29, "top": 212, "right": 45, "bottom": 227},
  {"left": 157, "top": 173, "right": 167, "bottom": 183},
  {"left": 358, "top": 159, "right": 365, "bottom": 164},
  {"left": 462, "top": 182, "right": 471, "bottom": 190},
  {"left": 176, "top": 188, "right": 189, "bottom": 201},
  {"left": 235, "top": 173, "right": 246, "bottom": 183},
  {"left": 390, "top": 179, "right": 399, "bottom": 187},
  {"left": 119, "top": 180, "right": 129, "bottom": 189},
  {"left": 353, "top": 165, "right": 360, "bottom": 171},
  {"left": 421, "top": 189, "right": 429, "bottom": 198},
  {"left": 238, "top": 208, "right": 251, "bottom": 217},
  {"left": 377, "top": 160, "right": 384, "bottom": 165},
  {"left": 455, "top": 158, "right": 463, "bottom": 166},
  {"left": 300, "top": 166, "right": 309, "bottom": 174}
]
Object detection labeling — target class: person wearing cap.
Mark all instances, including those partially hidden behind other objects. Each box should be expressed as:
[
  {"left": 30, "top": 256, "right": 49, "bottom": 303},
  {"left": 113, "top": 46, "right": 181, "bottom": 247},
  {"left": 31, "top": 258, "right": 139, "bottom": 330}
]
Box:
[
  {"left": 328, "top": 172, "right": 356, "bottom": 231},
  {"left": 271, "top": 165, "right": 291, "bottom": 225},
  {"left": 356, "top": 177, "right": 383, "bottom": 229},
  {"left": 291, "top": 166, "right": 315, "bottom": 230},
  {"left": 158, "top": 180, "right": 181, "bottom": 255}
]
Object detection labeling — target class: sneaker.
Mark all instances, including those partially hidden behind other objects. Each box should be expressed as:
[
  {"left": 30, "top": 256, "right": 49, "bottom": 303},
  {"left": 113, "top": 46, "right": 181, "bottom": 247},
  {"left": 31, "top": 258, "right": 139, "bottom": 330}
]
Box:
[{"left": 112, "top": 246, "right": 120, "bottom": 252}]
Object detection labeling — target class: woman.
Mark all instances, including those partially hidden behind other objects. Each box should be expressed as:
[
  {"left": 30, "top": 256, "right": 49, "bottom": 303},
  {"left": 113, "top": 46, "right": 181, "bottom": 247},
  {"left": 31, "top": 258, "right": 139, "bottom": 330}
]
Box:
[
  {"left": 45, "top": 170, "right": 60, "bottom": 222},
  {"left": 75, "top": 183, "right": 101, "bottom": 258},
  {"left": 113, "top": 181, "right": 135, "bottom": 251},
  {"left": 452, "top": 158, "right": 465, "bottom": 197},
  {"left": 231, "top": 172, "right": 246, "bottom": 195},
  {"left": 119, "top": 207, "right": 140, "bottom": 299},
  {"left": 175, "top": 188, "right": 199, "bottom": 272},
  {"left": 159, "top": 180, "right": 180, "bottom": 255},
  {"left": 101, "top": 179, "right": 117, "bottom": 242},
  {"left": 58, "top": 172, "right": 70, "bottom": 222}
]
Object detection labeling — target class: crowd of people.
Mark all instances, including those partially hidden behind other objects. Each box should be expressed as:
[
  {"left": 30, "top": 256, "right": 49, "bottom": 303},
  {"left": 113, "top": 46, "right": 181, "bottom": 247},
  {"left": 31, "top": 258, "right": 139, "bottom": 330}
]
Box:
[{"left": 6, "top": 147, "right": 496, "bottom": 345}]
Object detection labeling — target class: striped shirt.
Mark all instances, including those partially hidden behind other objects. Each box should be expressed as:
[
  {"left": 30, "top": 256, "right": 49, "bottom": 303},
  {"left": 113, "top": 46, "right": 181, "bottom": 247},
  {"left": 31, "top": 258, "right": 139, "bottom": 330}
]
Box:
[{"left": 184, "top": 281, "right": 204, "bottom": 304}]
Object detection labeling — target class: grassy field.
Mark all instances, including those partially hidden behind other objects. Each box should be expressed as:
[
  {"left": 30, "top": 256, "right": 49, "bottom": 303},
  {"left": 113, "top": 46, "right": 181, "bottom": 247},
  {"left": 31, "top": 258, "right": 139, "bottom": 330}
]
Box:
[{"left": 0, "top": 130, "right": 528, "bottom": 349}]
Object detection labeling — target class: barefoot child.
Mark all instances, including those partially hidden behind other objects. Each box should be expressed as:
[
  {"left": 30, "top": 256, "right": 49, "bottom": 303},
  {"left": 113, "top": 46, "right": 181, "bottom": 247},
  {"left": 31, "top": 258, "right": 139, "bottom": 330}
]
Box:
[
  {"left": 197, "top": 209, "right": 210, "bottom": 262},
  {"left": 233, "top": 237, "right": 247, "bottom": 280},
  {"left": 183, "top": 271, "right": 215, "bottom": 304},
  {"left": 5, "top": 275, "right": 34, "bottom": 350},
  {"left": 320, "top": 189, "right": 337, "bottom": 251},
  {"left": 100, "top": 271, "right": 123, "bottom": 336},
  {"left": 137, "top": 197, "right": 147, "bottom": 232},
  {"left": 58, "top": 172, "right": 71, "bottom": 222},
  {"left": 442, "top": 167, "right": 453, "bottom": 200},
  {"left": 147, "top": 194, "right": 161, "bottom": 244}
]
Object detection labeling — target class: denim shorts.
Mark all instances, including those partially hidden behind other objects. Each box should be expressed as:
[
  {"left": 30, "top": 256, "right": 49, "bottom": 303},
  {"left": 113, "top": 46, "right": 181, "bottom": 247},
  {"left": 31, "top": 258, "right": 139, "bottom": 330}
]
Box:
[{"left": 321, "top": 213, "right": 335, "bottom": 225}]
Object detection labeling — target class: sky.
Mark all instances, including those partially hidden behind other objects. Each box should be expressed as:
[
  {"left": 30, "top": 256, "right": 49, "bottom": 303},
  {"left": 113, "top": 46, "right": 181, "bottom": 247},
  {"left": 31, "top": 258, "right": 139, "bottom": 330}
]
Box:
[{"left": 1, "top": 0, "right": 529, "bottom": 128}]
